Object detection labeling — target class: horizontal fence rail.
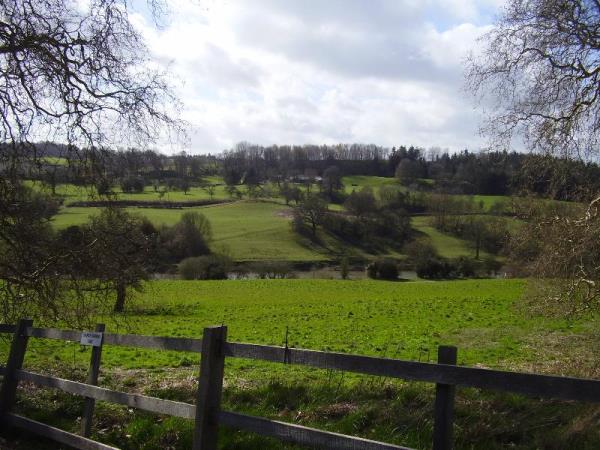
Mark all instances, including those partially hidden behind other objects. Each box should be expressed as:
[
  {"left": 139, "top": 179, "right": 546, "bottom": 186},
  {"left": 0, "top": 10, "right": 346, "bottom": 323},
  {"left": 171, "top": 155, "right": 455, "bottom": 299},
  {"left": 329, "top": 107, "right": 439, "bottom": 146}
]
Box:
[
  {"left": 0, "top": 324, "right": 15, "bottom": 334},
  {"left": 13, "top": 369, "right": 410, "bottom": 450},
  {"left": 16, "top": 370, "right": 196, "bottom": 419},
  {"left": 4, "top": 326, "right": 597, "bottom": 403},
  {"left": 22, "top": 327, "right": 204, "bottom": 353},
  {"left": 6, "top": 414, "right": 119, "bottom": 450},
  {"left": 0, "top": 325, "right": 600, "bottom": 403},
  {"left": 226, "top": 342, "right": 600, "bottom": 403},
  {"left": 0, "top": 321, "right": 599, "bottom": 450},
  {"left": 219, "top": 411, "right": 412, "bottom": 450}
]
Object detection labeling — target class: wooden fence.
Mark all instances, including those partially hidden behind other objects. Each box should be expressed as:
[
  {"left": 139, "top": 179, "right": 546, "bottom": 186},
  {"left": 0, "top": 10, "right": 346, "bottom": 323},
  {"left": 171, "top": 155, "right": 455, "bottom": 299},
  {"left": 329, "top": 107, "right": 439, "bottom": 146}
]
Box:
[{"left": 0, "top": 319, "right": 599, "bottom": 450}]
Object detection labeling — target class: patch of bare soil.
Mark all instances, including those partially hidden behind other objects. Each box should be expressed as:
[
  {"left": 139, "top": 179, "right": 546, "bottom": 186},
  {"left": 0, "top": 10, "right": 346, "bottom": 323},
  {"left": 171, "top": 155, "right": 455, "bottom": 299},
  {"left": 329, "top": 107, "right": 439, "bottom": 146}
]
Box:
[{"left": 274, "top": 209, "right": 293, "bottom": 219}]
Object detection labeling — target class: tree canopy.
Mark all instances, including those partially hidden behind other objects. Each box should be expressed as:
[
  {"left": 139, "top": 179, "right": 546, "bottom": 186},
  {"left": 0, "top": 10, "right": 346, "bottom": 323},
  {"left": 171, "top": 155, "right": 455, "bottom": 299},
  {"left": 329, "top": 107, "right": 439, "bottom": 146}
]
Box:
[
  {"left": 467, "top": 0, "right": 600, "bottom": 157},
  {"left": 0, "top": 0, "right": 180, "bottom": 153},
  {"left": 0, "top": 0, "right": 180, "bottom": 325}
]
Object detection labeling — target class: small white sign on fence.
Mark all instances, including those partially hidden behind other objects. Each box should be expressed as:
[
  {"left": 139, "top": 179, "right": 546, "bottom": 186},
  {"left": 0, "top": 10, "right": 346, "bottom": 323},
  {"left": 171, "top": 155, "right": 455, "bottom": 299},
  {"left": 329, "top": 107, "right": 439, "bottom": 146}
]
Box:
[{"left": 80, "top": 332, "right": 103, "bottom": 347}]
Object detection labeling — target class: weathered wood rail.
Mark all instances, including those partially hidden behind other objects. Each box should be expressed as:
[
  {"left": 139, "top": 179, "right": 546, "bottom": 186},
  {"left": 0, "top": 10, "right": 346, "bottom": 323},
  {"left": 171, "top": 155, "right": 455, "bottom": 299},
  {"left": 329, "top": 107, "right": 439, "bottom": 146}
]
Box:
[{"left": 0, "top": 319, "right": 599, "bottom": 450}]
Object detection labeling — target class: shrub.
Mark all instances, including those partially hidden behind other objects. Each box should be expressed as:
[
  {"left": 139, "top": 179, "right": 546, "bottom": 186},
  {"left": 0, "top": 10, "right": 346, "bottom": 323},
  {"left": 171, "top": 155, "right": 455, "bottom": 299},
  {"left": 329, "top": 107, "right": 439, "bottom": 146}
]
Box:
[
  {"left": 366, "top": 262, "right": 378, "bottom": 279},
  {"left": 378, "top": 259, "right": 399, "bottom": 280},
  {"left": 160, "top": 212, "right": 212, "bottom": 262},
  {"left": 322, "top": 213, "right": 365, "bottom": 241},
  {"left": 366, "top": 259, "right": 399, "bottom": 280},
  {"left": 179, "top": 211, "right": 212, "bottom": 240},
  {"left": 179, "top": 254, "right": 231, "bottom": 280},
  {"left": 344, "top": 187, "right": 377, "bottom": 217},
  {"left": 415, "top": 256, "right": 481, "bottom": 279},
  {"left": 480, "top": 220, "right": 509, "bottom": 254},
  {"left": 58, "top": 225, "right": 86, "bottom": 248},
  {"left": 280, "top": 183, "right": 303, "bottom": 205},
  {"left": 371, "top": 210, "right": 411, "bottom": 241},
  {"left": 454, "top": 256, "right": 477, "bottom": 277},
  {"left": 323, "top": 209, "right": 411, "bottom": 245},
  {"left": 120, "top": 176, "right": 145, "bottom": 193},
  {"left": 326, "top": 189, "right": 348, "bottom": 204},
  {"left": 96, "top": 179, "right": 112, "bottom": 196},
  {"left": 404, "top": 240, "right": 437, "bottom": 262},
  {"left": 416, "top": 257, "right": 455, "bottom": 279},
  {"left": 291, "top": 212, "right": 310, "bottom": 236}
]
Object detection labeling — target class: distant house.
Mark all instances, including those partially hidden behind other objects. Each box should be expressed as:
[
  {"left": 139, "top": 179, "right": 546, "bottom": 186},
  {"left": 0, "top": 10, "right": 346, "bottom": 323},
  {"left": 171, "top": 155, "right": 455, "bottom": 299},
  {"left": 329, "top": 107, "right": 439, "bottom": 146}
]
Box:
[{"left": 289, "top": 175, "right": 322, "bottom": 183}]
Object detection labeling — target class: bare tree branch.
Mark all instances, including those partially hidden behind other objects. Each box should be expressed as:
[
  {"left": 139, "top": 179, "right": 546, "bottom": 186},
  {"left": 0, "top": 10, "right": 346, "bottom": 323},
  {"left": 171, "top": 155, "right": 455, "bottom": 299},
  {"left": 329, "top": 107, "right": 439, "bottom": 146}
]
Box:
[
  {"left": 466, "top": 0, "right": 600, "bottom": 157},
  {"left": 0, "top": 0, "right": 185, "bottom": 326}
]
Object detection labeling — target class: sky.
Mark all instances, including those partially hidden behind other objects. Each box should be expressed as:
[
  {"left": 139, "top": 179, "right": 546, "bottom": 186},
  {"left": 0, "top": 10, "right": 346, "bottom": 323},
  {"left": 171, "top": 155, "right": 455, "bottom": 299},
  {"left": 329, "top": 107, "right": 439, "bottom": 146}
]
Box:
[{"left": 132, "top": 0, "right": 507, "bottom": 154}]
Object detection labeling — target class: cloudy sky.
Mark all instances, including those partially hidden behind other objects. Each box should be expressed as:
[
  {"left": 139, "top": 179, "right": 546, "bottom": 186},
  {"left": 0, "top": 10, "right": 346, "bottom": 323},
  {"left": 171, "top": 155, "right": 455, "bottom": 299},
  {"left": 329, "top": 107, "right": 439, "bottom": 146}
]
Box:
[{"left": 133, "top": 0, "right": 506, "bottom": 154}]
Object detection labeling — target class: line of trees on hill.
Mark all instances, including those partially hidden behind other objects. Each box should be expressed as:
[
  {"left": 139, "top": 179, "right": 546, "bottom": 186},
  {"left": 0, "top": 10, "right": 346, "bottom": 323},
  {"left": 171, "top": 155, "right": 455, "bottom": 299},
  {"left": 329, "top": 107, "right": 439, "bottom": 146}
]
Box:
[
  {"left": 221, "top": 143, "right": 600, "bottom": 202},
  {"left": 26, "top": 141, "right": 600, "bottom": 204}
]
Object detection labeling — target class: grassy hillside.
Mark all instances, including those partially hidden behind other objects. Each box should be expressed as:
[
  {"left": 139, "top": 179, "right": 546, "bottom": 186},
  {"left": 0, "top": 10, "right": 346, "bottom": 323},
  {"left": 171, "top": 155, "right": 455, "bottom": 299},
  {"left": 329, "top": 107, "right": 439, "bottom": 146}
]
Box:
[
  {"left": 454, "top": 194, "right": 508, "bottom": 210},
  {"left": 52, "top": 201, "right": 328, "bottom": 261},
  {"left": 46, "top": 176, "right": 512, "bottom": 263},
  {"left": 13, "top": 178, "right": 598, "bottom": 449},
  {"left": 342, "top": 175, "right": 405, "bottom": 194},
  {"left": 52, "top": 200, "right": 408, "bottom": 261},
  {"left": 410, "top": 216, "right": 488, "bottom": 259}
]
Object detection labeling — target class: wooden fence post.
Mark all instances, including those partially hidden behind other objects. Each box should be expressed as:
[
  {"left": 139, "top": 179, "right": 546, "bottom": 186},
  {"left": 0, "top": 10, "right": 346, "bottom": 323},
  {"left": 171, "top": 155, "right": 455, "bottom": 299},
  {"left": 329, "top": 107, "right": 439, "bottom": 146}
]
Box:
[
  {"left": 433, "top": 345, "right": 457, "bottom": 450},
  {"left": 81, "top": 323, "right": 105, "bottom": 437},
  {"left": 192, "top": 325, "right": 227, "bottom": 450},
  {"left": 0, "top": 319, "right": 33, "bottom": 419}
]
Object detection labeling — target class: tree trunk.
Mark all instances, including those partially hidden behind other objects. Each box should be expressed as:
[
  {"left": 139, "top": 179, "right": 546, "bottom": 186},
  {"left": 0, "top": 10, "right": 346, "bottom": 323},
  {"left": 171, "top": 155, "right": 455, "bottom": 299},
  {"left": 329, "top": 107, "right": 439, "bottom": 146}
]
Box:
[{"left": 114, "top": 282, "right": 126, "bottom": 312}]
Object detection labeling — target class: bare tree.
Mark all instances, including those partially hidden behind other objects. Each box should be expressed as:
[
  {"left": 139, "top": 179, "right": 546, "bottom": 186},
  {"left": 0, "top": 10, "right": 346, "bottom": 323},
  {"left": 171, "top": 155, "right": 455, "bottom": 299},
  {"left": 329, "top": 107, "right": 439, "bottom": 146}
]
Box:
[
  {"left": 84, "top": 209, "right": 154, "bottom": 313},
  {"left": 294, "top": 195, "right": 328, "bottom": 237},
  {"left": 0, "top": 0, "right": 182, "bottom": 325},
  {"left": 509, "top": 198, "right": 600, "bottom": 315},
  {"left": 466, "top": 0, "right": 600, "bottom": 157},
  {"left": 0, "top": 0, "right": 181, "bottom": 154},
  {"left": 204, "top": 184, "right": 216, "bottom": 200},
  {"left": 322, "top": 166, "right": 343, "bottom": 199},
  {"left": 468, "top": 0, "right": 600, "bottom": 316}
]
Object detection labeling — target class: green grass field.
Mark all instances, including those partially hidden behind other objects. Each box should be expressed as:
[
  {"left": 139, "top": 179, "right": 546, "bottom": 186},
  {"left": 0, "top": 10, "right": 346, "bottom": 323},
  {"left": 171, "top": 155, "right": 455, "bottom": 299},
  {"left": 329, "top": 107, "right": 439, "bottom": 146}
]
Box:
[
  {"left": 44, "top": 176, "right": 517, "bottom": 264},
  {"left": 8, "top": 278, "right": 600, "bottom": 450},
  {"left": 342, "top": 175, "right": 405, "bottom": 194},
  {"left": 454, "top": 194, "right": 509, "bottom": 211},
  {"left": 11, "top": 176, "right": 599, "bottom": 449},
  {"left": 49, "top": 181, "right": 232, "bottom": 203},
  {"left": 15, "top": 278, "right": 594, "bottom": 373},
  {"left": 41, "top": 156, "right": 69, "bottom": 166},
  {"left": 52, "top": 205, "right": 494, "bottom": 264},
  {"left": 52, "top": 201, "right": 328, "bottom": 261},
  {"left": 410, "top": 216, "right": 488, "bottom": 259},
  {"left": 51, "top": 200, "right": 408, "bottom": 261}
]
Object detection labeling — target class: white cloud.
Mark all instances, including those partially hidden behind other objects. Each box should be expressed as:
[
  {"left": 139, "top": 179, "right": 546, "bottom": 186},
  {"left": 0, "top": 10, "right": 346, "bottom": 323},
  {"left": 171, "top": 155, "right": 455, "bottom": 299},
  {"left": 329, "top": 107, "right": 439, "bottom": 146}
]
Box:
[{"left": 133, "top": 0, "right": 502, "bottom": 153}]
